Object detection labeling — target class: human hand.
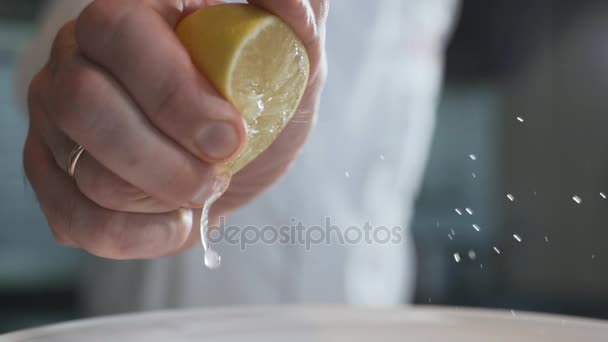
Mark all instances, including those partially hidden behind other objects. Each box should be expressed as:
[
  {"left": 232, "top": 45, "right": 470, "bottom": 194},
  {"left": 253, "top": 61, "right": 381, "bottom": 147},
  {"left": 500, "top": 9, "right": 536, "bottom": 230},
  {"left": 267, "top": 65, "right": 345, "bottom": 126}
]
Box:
[{"left": 24, "top": 0, "right": 328, "bottom": 259}]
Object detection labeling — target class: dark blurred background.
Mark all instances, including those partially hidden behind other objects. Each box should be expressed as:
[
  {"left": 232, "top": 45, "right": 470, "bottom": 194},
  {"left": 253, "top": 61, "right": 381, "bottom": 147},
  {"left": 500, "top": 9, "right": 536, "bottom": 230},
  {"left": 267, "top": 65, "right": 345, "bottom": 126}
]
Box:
[
  {"left": 2, "top": 0, "right": 608, "bottom": 334},
  {"left": 413, "top": 0, "right": 608, "bottom": 319}
]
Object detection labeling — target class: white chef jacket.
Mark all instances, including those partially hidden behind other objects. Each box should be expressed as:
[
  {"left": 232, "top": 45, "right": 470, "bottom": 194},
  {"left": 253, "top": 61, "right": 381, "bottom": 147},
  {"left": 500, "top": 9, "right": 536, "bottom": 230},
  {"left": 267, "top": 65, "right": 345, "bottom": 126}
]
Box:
[{"left": 18, "top": 0, "right": 459, "bottom": 314}]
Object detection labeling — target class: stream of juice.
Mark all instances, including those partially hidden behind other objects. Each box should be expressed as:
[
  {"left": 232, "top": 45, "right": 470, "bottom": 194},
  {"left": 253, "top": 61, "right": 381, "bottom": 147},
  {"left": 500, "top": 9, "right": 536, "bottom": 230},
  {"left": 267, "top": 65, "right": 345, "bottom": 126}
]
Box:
[{"left": 200, "top": 177, "right": 229, "bottom": 269}]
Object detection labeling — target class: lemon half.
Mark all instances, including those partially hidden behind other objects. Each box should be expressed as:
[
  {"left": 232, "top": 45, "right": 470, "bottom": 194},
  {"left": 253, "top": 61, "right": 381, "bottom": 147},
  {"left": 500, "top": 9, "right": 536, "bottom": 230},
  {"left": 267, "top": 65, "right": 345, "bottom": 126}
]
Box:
[{"left": 177, "top": 4, "right": 310, "bottom": 173}]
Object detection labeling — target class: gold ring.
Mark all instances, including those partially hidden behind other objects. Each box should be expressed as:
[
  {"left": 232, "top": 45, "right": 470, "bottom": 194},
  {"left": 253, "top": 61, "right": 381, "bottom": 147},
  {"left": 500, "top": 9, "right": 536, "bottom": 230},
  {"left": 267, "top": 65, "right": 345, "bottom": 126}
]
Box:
[{"left": 67, "top": 144, "right": 85, "bottom": 177}]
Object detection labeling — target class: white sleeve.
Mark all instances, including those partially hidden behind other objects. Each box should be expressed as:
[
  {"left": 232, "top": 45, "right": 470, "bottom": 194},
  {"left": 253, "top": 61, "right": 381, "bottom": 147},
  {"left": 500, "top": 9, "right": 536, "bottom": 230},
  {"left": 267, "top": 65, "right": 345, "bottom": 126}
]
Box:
[{"left": 15, "top": 0, "right": 93, "bottom": 110}]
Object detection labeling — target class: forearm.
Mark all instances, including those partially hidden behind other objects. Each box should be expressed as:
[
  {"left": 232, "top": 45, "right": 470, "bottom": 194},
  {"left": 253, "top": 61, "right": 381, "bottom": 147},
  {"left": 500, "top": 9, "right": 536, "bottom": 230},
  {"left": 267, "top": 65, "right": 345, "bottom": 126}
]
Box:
[{"left": 16, "top": 0, "right": 92, "bottom": 110}]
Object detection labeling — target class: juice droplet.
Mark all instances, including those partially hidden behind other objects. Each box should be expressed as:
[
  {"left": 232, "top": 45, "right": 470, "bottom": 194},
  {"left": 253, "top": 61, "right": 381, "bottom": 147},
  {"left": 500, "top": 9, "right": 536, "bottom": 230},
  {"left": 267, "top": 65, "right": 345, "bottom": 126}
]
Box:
[
  {"left": 453, "top": 253, "right": 461, "bottom": 263},
  {"left": 204, "top": 248, "right": 222, "bottom": 269}
]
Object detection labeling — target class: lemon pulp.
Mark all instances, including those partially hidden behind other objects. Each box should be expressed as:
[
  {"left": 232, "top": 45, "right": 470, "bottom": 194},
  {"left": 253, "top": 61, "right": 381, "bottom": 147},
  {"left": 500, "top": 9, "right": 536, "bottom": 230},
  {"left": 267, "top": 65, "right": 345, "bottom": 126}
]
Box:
[{"left": 177, "top": 4, "right": 310, "bottom": 173}]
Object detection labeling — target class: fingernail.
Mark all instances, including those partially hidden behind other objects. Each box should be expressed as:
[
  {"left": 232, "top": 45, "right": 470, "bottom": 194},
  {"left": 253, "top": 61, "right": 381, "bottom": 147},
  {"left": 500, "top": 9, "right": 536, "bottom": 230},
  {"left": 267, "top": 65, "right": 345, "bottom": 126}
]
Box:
[
  {"left": 197, "top": 122, "right": 239, "bottom": 160},
  {"left": 191, "top": 168, "right": 232, "bottom": 206}
]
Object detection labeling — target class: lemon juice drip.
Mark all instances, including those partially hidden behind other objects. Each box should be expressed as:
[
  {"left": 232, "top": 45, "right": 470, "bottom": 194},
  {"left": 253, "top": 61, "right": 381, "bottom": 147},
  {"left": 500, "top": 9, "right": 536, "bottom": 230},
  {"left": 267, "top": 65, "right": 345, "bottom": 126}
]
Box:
[{"left": 200, "top": 181, "right": 226, "bottom": 269}]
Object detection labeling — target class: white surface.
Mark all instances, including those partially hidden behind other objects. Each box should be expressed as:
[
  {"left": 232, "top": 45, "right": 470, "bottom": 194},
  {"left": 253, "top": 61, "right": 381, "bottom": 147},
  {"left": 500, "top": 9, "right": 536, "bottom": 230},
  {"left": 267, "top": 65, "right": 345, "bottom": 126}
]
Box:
[{"left": 2, "top": 306, "right": 608, "bottom": 341}]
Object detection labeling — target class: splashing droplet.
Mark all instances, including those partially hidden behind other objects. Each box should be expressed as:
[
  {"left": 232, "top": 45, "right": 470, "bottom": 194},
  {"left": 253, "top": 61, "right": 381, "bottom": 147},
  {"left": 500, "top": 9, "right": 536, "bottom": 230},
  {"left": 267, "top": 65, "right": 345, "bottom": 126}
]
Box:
[
  {"left": 450, "top": 229, "right": 456, "bottom": 236},
  {"left": 379, "top": 154, "right": 385, "bottom": 161},
  {"left": 469, "top": 154, "right": 477, "bottom": 161},
  {"left": 516, "top": 117, "right": 524, "bottom": 123},
  {"left": 448, "top": 234, "right": 454, "bottom": 241},
  {"left": 468, "top": 250, "right": 477, "bottom": 260},
  {"left": 592, "top": 254, "right": 596, "bottom": 260},
  {"left": 465, "top": 208, "right": 474, "bottom": 215},
  {"left": 453, "top": 253, "right": 461, "bottom": 263},
  {"left": 513, "top": 234, "right": 522, "bottom": 243},
  {"left": 480, "top": 263, "right": 484, "bottom": 269},
  {"left": 493, "top": 246, "right": 501, "bottom": 254},
  {"left": 345, "top": 171, "right": 351, "bottom": 178},
  {"left": 601, "top": 192, "right": 606, "bottom": 199},
  {"left": 472, "top": 172, "right": 477, "bottom": 179},
  {"left": 472, "top": 224, "right": 481, "bottom": 232},
  {"left": 511, "top": 310, "right": 518, "bottom": 317},
  {"left": 455, "top": 208, "right": 463, "bottom": 216},
  {"left": 507, "top": 194, "right": 515, "bottom": 202},
  {"left": 572, "top": 195, "right": 582, "bottom": 204},
  {"left": 545, "top": 235, "right": 549, "bottom": 242}
]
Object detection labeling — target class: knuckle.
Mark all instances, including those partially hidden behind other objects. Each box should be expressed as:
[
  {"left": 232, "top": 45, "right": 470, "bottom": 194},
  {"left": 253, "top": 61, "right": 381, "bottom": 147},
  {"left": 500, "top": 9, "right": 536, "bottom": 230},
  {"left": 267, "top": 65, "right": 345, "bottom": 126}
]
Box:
[
  {"left": 22, "top": 134, "right": 78, "bottom": 248},
  {"left": 27, "top": 72, "right": 45, "bottom": 113},
  {"left": 49, "top": 21, "right": 77, "bottom": 69},
  {"left": 48, "top": 221, "right": 73, "bottom": 246},
  {"left": 44, "top": 199, "right": 77, "bottom": 247},
  {"left": 75, "top": 0, "right": 132, "bottom": 54}
]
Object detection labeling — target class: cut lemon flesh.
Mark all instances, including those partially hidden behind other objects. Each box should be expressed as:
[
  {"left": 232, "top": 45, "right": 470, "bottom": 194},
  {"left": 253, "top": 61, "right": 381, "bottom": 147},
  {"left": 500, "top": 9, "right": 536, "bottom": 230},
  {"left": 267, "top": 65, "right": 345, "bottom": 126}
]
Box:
[{"left": 177, "top": 4, "right": 310, "bottom": 173}]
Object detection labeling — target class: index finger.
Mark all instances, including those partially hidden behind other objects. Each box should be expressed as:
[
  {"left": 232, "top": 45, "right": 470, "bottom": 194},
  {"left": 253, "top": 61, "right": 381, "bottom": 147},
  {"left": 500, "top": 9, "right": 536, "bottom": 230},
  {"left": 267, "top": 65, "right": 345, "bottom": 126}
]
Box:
[{"left": 75, "top": 0, "right": 247, "bottom": 163}]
